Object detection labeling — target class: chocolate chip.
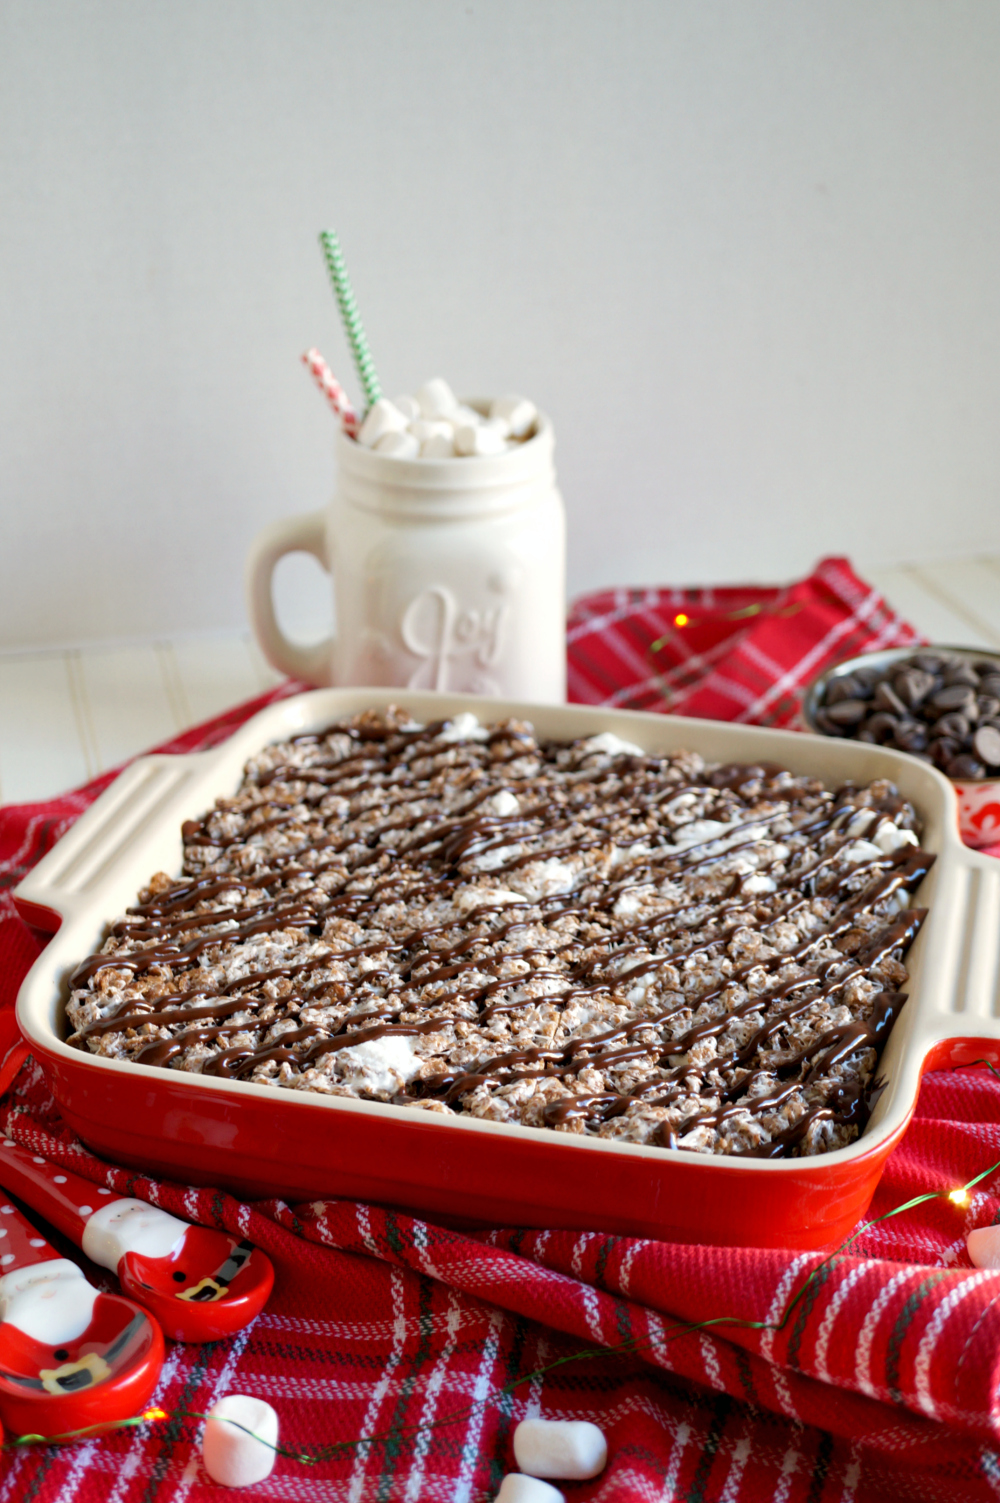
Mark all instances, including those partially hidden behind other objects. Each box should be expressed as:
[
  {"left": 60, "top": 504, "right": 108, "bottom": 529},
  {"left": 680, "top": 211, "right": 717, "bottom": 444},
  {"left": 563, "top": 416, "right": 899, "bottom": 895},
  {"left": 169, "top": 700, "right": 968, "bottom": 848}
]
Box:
[
  {"left": 930, "top": 712, "right": 970, "bottom": 740},
  {"left": 853, "top": 666, "right": 885, "bottom": 687},
  {"left": 942, "top": 664, "right": 980, "bottom": 689},
  {"left": 812, "top": 652, "right": 1000, "bottom": 765},
  {"left": 973, "top": 725, "right": 1000, "bottom": 768},
  {"left": 931, "top": 736, "right": 960, "bottom": 768},
  {"left": 825, "top": 698, "right": 870, "bottom": 727},
  {"left": 929, "top": 685, "right": 977, "bottom": 714},
  {"left": 826, "top": 675, "right": 866, "bottom": 705},
  {"left": 892, "top": 721, "right": 928, "bottom": 753},
  {"left": 947, "top": 754, "right": 987, "bottom": 779},
  {"left": 873, "top": 682, "right": 908, "bottom": 717},
  {"left": 862, "top": 711, "right": 899, "bottom": 742},
  {"left": 892, "top": 668, "right": 936, "bottom": 709}
]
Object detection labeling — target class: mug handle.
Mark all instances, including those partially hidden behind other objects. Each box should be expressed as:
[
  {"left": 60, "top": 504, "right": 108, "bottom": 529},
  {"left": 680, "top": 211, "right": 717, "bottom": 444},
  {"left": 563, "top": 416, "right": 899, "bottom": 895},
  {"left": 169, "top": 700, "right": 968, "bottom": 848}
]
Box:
[{"left": 245, "top": 510, "right": 335, "bottom": 687}]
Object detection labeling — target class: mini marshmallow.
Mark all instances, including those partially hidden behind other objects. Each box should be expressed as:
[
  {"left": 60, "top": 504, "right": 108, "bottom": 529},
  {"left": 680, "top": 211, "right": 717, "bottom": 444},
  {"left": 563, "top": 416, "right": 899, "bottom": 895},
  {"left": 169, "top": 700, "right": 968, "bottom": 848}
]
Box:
[
  {"left": 968, "top": 1226, "right": 1000, "bottom": 1269},
  {"left": 454, "top": 420, "right": 508, "bottom": 457},
  {"left": 357, "top": 383, "right": 537, "bottom": 456},
  {"left": 495, "top": 1476, "right": 565, "bottom": 1503},
  {"left": 393, "top": 393, "right": 421, "bottom": 422},
  {"left": 420, "top": 431, "right": 456, "bottom": 458},
  {"left": 201, "top": 1394, "right": 278, "bottom": 1488},
  {"left": 486, "top": 790, "right": 520, "bottom": 816},
  {"left": 357, "top": 398, "right": 410, "bottom": 449},
  {"left": 416, "top": 378, "right": 458, "bottom": 420},
  {"left": 582, "top": 732, "right": 645, "bottom": 758},
  {"left": 513, "top": 1418, "right": 608, "bottom": 1481},
  {"left": 375, "top": 429, "right": 420, "bottom": 459},
  {"left": 843, "top": 839, "right": 885, "bottom": 865},
  {"left": 874, "top": 823, "right": 919, "bottom": 855},
  {"left": 490, "top": 394, "right": 537, "bottom": 438},
  {"left": 451, "top": 402, "right": 485, "bottom": 428},
  {"left": 439, "top": 712, "right": 490, "bottom": 742},
  {"left": 742, "top": 872, "right": 777, "bottom": 894},
  {"left": 409, "top": 418, "right": 454, "bottom": 446}
]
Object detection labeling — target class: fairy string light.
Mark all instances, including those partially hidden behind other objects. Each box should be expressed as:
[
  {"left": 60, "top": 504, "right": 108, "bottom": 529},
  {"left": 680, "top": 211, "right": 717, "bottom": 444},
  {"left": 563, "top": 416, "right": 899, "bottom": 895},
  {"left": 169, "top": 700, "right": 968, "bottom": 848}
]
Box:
[
  {"left": 5, "top": 1151, "right": 999, "bottom": 1462},
  {"left": 958, "top": 1057, "right": 1000, "bottom": 1083},
  {"left": 648, "top": 600, "right": 805, "bottom": 654},
  {"left": 946, "top": 1062, "right": 1000, "bottom": 1210}
]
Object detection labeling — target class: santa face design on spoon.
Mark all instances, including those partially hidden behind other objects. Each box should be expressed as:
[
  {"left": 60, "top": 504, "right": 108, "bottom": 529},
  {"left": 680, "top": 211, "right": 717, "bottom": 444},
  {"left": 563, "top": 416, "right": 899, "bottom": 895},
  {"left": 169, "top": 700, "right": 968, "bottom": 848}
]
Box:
[
  {"left": 86, "top": 1199, "right": 268, "bottom": 1339},
  {"left": 0, "top": 1141, "right": 274, "bottom": 1343},
  {"left": 0, "top": 1204, "right": 164, "bottom": 1438}
]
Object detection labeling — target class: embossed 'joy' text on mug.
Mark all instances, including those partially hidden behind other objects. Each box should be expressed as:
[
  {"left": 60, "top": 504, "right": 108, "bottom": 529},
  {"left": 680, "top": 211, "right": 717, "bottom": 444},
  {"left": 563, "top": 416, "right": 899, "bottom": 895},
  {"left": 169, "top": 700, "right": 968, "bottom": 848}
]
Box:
[{"left": 246, "top": 404, "right": 566, "bottom": 701}]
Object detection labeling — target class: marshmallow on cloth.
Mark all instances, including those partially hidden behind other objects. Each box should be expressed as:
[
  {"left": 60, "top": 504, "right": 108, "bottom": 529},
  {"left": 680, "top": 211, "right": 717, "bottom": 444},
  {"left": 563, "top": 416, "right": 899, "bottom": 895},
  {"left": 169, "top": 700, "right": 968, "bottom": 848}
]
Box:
[
  {"left": 201, "top": 1395, "right": 279, "bottom": 1488},
  {"left": 495, "top": 1476, "right": 564, "bottom": 1503},
  {"left": 968, "top": 1226, "right": 1000, "bottom": 1269},
  {"left": 513, "top": 1418, "right": 608, "bottom": 1480}
]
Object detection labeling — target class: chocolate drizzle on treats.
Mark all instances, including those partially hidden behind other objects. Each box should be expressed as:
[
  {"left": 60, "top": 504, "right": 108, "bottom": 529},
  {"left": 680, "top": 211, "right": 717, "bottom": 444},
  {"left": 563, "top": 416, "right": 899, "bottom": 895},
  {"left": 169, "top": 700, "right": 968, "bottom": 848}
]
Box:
[{"left": 65, "top": 710, "right": 934, "bottom": 1160}]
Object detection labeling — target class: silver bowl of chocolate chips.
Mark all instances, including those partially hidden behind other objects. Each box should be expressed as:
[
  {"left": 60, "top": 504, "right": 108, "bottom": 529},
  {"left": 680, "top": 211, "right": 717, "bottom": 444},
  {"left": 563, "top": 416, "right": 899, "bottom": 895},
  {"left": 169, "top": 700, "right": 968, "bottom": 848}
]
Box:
[{"left": 802, "top": 645, "right": 1000, "bottom": 849}]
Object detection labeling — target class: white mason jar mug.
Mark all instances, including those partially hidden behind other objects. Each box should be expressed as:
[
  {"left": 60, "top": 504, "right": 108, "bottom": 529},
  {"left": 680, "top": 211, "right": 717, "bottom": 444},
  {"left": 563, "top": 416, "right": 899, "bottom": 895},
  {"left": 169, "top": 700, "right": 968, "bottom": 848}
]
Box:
[{"left": 246, "top": 406, "right": 566, "bottom": 701}]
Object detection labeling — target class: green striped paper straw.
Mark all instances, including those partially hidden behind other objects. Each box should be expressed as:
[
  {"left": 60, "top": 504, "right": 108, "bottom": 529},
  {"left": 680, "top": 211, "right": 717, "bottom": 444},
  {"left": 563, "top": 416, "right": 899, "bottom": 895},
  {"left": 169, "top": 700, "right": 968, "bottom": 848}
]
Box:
[{"left": 318, "top": 230, "right": 382, "bottom": 412}]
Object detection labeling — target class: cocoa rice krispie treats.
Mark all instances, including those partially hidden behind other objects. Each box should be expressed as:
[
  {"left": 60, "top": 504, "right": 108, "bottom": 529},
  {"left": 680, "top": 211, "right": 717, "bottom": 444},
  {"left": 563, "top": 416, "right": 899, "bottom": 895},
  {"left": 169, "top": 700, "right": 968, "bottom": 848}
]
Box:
[{"left": 66, "top": 708, "right": 934, "bottom": 1159}]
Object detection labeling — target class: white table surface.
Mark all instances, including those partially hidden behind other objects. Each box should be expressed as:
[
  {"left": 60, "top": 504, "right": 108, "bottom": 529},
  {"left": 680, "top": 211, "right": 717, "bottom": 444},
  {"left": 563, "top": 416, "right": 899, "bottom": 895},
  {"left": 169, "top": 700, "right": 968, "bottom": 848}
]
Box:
[{"left": 1, "top": 557, "right": 998, "bottom": 807}]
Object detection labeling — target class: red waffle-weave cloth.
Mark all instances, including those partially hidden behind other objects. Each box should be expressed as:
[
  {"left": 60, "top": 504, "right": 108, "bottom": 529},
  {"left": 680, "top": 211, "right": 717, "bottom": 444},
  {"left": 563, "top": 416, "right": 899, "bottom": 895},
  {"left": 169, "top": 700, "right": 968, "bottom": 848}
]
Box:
[
  {"left": 1, "top": 557, "right": 999, "bottom": 1501},
  {"left": 568, "top": 553, "right": 922, "bottom": 725}
]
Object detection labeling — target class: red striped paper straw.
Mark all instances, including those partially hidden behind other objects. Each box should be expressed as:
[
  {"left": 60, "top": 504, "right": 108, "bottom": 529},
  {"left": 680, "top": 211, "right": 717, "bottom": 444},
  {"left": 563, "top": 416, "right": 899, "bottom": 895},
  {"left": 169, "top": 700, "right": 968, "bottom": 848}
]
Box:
[{"left": 301, "top": 348, "right": 359, "bottom": 435}]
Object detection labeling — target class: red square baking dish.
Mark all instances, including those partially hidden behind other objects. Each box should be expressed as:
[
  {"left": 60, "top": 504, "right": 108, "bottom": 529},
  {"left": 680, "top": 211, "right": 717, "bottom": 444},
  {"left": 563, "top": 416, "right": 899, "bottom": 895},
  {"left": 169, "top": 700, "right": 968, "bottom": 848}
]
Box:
[{"left": 13, "top": 689, "right": 1000, "bottom": 1251}]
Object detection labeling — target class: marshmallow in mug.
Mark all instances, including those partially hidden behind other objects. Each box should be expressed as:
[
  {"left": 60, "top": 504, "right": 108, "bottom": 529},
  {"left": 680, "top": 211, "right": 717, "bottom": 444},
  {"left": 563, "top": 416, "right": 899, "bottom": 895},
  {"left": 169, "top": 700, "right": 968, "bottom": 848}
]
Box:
[{"left": 356, "top": 378, "right": 538, "bottom": 459}]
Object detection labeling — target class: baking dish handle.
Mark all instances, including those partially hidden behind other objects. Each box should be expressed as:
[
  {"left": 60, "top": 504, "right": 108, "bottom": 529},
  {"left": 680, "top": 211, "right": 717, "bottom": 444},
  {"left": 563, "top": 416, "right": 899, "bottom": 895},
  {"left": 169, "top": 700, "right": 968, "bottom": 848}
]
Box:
[
  {"left": 12, "top": 752, "right": 215, "bottom": 933},
  {"left": 917, "top": 844, "right": 1000, "bottom": 1070}
]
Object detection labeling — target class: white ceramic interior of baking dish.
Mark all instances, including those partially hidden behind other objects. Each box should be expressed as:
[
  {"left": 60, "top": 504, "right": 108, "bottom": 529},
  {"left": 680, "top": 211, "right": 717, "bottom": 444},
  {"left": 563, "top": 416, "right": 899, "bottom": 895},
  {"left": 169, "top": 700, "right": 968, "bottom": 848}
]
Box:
[{"left": 13, "top": 689, "right": 1000, "bottom": 1180}]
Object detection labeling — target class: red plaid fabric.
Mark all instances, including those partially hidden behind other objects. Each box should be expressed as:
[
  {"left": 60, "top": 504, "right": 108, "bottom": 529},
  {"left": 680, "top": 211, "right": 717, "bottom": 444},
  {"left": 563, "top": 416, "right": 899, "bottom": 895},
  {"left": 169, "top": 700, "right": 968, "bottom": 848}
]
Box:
[
  {"left": 1, "top": 558, "right": 1000, "bottom": 1501},
  {"left": 567, "top": 554, "right": 923, "bottom": 726}
]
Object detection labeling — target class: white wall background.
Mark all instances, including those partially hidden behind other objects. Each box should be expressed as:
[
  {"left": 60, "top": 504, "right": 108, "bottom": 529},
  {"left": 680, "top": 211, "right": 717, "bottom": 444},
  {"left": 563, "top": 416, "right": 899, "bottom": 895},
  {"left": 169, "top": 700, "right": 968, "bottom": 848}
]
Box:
[{"left": 1, "top": 0, "right": 998, "bottom": 652}]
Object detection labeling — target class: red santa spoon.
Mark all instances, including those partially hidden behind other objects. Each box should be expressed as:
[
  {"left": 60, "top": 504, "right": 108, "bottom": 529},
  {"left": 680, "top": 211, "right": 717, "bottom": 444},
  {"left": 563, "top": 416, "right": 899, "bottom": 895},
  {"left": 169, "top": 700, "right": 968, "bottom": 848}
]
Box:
[
  {"left": 0, "top": 1197, "right": 164, "bottom": 1439},
  {"left": 0, "top": 1140, "right": 274, "bottom": 1344}
]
